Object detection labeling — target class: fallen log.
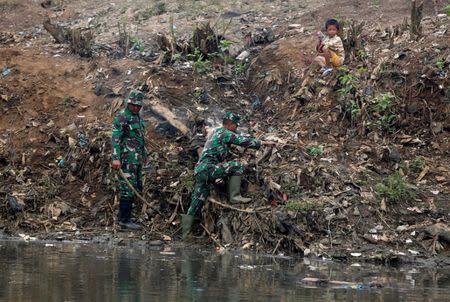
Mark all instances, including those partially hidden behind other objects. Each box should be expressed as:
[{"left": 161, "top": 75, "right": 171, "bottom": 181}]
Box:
[{"left": 149, "top": 102, "right": 190, "bottom": 135}]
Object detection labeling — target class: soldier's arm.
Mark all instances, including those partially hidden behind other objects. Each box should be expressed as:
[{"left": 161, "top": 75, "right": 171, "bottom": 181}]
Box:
[
  {"left": 111, "top": 116, "right": 123, "bottom": 161},
  {"left": 222, "top": 130, "right": 261, "bottom": 149}
]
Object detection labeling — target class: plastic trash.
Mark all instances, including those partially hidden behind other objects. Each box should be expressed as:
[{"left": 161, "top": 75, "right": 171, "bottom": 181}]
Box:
[{"left": 1, "top": 67, "right": 11, "bottom": 77}]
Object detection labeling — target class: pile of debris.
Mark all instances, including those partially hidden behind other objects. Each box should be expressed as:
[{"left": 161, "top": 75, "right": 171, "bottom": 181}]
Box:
[{"left": 0, "top": 1, "right": 449, "bottom": 264}]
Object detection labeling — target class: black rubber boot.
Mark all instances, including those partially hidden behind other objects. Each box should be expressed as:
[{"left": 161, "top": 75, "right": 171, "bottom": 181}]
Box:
[{"left": 118, "top": 197, "right": 141, "bottom": 230}]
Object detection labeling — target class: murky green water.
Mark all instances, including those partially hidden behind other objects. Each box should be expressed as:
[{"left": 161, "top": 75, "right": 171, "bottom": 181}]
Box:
[{"left": 0, "top": 240, "right": 449, "bottom": 302}]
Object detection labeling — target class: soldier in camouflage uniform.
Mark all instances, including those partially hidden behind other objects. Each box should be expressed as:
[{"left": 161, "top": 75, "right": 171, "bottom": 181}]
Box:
[
  {"left": 181, "top": 112, "right": 275, "bottom": 239},
  {"left": 111, "top": 90, "right": 147, "bottom": 230}
]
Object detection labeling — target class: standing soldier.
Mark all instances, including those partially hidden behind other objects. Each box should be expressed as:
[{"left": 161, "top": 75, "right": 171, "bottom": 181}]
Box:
[
  {"left": 111, "top": 90, "right": 147, "bottom": 230},
  {"left": 181, "top": 112, "right": 275, "bottom": 239}
]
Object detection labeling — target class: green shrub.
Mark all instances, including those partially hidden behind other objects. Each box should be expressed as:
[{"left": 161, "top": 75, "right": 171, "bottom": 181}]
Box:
[
  {"left": 307, "top": 144, "right": 324, "bottom": 157},
  {"left": 152, "top": 1, "right": 166, "bottom": 15},
  {"left": 285, "top": 200, "right": 317, "bottom": 212},
  {"left": 410, "top": 157, "right": 424, "bottom": 174},
  {"left": 376, "top": 173, "right": 416, "bottom": 203},
  {"left": 62, "top": 96, "right": 77, "bottom": 108},
  {"left": 234, "top": 62, "right": 247, "bottom": 76}
]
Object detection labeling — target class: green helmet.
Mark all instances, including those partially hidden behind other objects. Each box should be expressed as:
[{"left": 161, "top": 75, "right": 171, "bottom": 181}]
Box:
[
  {"left": 223, "top": 111, "right": 240, "bottom": 126},
  {"left": 126, "top": 90, "right": 145, "bottom": 106}
]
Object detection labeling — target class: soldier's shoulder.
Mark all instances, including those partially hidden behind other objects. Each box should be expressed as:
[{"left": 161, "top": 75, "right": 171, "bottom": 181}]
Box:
[{"left": 114, "top": 109, "right": 130, "bottom": 121}]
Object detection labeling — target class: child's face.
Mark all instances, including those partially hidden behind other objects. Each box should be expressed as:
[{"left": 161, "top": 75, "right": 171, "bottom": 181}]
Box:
[{"left": 326, "top": 25, "right": 338, "bottom": 37}]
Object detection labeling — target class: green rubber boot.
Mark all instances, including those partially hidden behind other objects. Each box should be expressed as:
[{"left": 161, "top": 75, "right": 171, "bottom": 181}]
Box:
[
  {"left": 228, "top": 176, "right": 252, "bottom": 204},
  {"left": 181, "top": 214, "right": 194, "bottom": 240}
]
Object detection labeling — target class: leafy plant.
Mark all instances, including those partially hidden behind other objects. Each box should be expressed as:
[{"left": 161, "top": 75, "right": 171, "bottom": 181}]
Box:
[
  {"left": 219, "top": 39, "right": 233, "bottom": 52},
  {"left": 193, "top": 59, "right": 210, "bottom": 74},
  {"left": 234, "top": 62, "right": 247, "bottom": 76},
  {"left": 375, "top": 114, "right": 396, "bottom": 131},
  {"left": 376, "top": 173, "right": 416, "bottom": 203},
  {"left": 152, "top": 1, "right": 167, "bottom": 15},
  {"left": 410, "top": 157, "right": 424, "bottom": 174},
  {"left": 307, "top": 144, "right": 324, "bottom": 157},
  {"left": 285, "top": 200, "right": 318, "bottom": 212},
  {"left": 337, "top": 67, "right": 359, "bottom": 98},
  {"left": 356, "top": 48, "right": 367, "bottom": 60},
  {"left": 436, "top": 60, "right": 445, "bottom": 71},
  {"left": 130, "top": 36, "right": 145, "bottom": 52},
  {"left": 337, "top": 67, "right": 357, "bottom": 86},
  {"left": 187, "top": 49, "right": 211, "bottom": 74},
  {"left": 62, "top": 96, "right": 77, "bottom": 108},
  {"left": 350, "top": 100, "right": 361, "bottom": 119},
  {"left": 371, "top": 93, "right": 397, "bottom": 132},
  {"left": 172, "top": 52, "right": 182, "bottom": 62},
  {"left": 374, "top": 93, "right": 394, "bottom": 111}
]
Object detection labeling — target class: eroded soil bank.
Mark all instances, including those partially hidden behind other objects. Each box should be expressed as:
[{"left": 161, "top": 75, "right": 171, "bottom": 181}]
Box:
[{"left": 0, "top": 0, "right": 449, "bottom": 266}]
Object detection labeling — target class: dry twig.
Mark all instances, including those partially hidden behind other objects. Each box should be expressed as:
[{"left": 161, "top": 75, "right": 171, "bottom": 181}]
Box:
[{"left": 208, "top": 197, "right": 271, "bottom": 213}]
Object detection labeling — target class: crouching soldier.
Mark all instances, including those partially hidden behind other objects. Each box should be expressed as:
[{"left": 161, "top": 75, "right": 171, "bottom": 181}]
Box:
[
  {"left": 181, "top": 112, "right": 275, "bottom": 239},
  {"left": 111, "top": 90, "right": 147, "bottom": 230}
]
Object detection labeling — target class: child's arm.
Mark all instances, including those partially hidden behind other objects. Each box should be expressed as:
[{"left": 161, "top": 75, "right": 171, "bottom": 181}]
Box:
[
  {"left": 316, "top": 41, "right": 321, "bottom": 52},
  {"left": 315, "top": 31, "right": 324, "bottom": 52}
]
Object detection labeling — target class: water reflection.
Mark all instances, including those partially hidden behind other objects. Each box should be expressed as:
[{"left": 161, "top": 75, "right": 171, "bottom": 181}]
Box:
[{"left": 0, "top": 240, "right": 449, "bottom": 302}]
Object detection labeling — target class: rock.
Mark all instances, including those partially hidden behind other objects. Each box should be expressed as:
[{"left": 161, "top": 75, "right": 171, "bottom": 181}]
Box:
[
  {"left": 94, "top": 82, "right": 114, "bottom": 96},
  {"left": 396, "top": 225, "right": 409, "bottom": 232},
  {"left": 381, "top": 147, "right": 401, "bottom": 162},
  {"left": 7, "top": 195, "right": 25, "bottom": 212},
  {"left": 148, "top": 240, "right": 164, "bottom": 246},
  {"left": 236, "top": 50, "right": 250, "bottom": 61},
  {"left": 353, "top": 207, "right": 360, "bottom": 216},
  {"left": 424, "top": 223, "right": 450, "bottom": 243},
  {"left": 288, "top": 24, "right": 302, "bottom": 29}
]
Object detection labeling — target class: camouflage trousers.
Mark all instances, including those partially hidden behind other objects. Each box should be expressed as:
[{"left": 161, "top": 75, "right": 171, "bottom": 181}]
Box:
[
  {"left": 187, "top": 161, "right": 244, "bottom": 216},
  {"left": 118, "top": 162, "right": 143, "bottom": 200}
]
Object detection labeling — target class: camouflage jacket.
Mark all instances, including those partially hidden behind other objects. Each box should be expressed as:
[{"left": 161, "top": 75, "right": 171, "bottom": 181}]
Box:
[
  {"left": 111, "top": 108, "right": 146, "bottom": 163},
  {"left": 195, "top": 127, "right": 261, "bottom": 174}
]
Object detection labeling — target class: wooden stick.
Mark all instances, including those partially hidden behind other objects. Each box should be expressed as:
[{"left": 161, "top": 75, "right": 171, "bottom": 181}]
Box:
[
  {"left": 200, "top": 223, "right": 224, "bottom": 249},
  {"left": 272, "top": 238, "right": 282, "bottom": 255},
  {"left": 207, "top": 197, "right": 271, "bottom": 213},
  {"left": 118, "top": 169, "right": 162, "bottom": 215}
]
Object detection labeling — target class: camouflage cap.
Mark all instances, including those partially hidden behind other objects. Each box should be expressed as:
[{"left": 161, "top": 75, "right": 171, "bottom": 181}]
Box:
[
  {"left": 126, "top": 90, "right": 145, "bottom": 106},
  {"left": 223, "top": 111, "right": 240, "bottom": 126}
]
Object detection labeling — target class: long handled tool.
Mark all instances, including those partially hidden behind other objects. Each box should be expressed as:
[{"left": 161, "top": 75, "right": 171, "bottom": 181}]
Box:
[{"left": 118, "top": 168, "right": 162, "bottom": 215}]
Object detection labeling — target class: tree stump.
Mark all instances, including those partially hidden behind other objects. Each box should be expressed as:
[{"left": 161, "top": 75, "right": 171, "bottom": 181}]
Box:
[
  {"left": 191, "top": 23, "right": 218, "bottom": 57},
  {"left": 410, "top": 0, "right": 424, "bottom": 40}
]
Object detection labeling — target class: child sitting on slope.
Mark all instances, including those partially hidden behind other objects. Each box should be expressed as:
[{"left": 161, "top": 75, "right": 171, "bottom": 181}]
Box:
[{"left": 315, "top": 19, "right": 345, "bottom": 76}]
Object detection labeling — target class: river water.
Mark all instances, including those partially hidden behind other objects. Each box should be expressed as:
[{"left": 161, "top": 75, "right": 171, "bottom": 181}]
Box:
[{"left": 0, "top": 240, "right": 449, "bottom": 302}]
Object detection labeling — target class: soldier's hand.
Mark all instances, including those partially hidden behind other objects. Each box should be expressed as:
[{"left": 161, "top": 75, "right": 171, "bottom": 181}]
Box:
[
  {"left": 261, "top": 140, "right": 277, "bottom": 146},
  {"left": 112, "top": 160, "right": 121, "bottom": 170}
]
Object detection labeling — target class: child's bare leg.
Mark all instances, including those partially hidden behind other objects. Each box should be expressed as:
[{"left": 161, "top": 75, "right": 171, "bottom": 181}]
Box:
[
  {"left": 314, "top": 56, "right": 326, "bottom": 67},
  {"left": 323, "top": 49, "right": 332, "bottom": 67}
]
